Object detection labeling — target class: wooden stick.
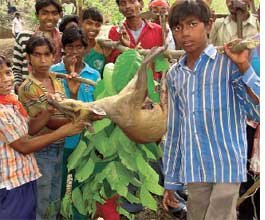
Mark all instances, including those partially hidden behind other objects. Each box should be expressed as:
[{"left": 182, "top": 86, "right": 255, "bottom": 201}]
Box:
[
  {"left": 52, "top": 72, "right": 97, "bottom": 87},
  {"left": 97, "top": 38, "right": 260, "bottom": 59},
  {"left": 237, "top": 179, "right": 260, "bottom": 207}
]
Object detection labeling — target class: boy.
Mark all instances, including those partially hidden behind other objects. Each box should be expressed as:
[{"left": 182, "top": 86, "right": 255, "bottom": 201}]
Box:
[
  {"left": 50, "top": 26, "right": 100, "bottom": 219},
  {"left": 12, "top": 0, "right": 62, "bottom": 93},
  {"left": 82, "top": 7, "right": 107, "bottom": 77},
  {"left": 0, "top": 55, "right": 84, "bottom": 220},
  {"left": 62, "top": 0, "right": 76, "bottom": 16},
  {"left": 12, "top": 12, "right": 23, "bottom": 38},
  {"left": 18, "top": 35, "right": 69, "bottom": 220},
  {"left": 162, "top": 1, "right": 259, "bottom": 220}
]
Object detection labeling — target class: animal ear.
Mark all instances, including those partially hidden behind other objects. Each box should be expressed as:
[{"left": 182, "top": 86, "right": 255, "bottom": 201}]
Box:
[{"left": 90, "top": 105, "right": 106, "bottom": 116}]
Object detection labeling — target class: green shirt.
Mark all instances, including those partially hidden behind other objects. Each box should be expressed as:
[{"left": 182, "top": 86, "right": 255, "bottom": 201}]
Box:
[{"left": 84, "top": 48, "right": 106, "bottom": 77}]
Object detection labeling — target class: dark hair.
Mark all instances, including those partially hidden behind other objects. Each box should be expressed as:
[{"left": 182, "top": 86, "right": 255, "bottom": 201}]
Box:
[
  {"left": 15, "top": 12, "right": 20, "bottom": 17},
  {"left": 35, "top": 0, "right": 62, "bottom": 15},
  {"left": 168, "top": 0, "right": 212, "bottom": 29},
  {"left": 116, "top": 0, "right": 142, "bottom": 5},
  {"left": 82, "top": 7, "right": 103, "bottom": 23},
  {"left": 26, "top": 34, "right": 55, "bottom": 54},
  {"left": 0, "top": 55, "right": 11, "bottom": 67},
  {"left": 59, "top": 15, "right": 79, "bottom": 32},
  {"left": 62, "top": 26, "right": 88, "bottom": 48}
]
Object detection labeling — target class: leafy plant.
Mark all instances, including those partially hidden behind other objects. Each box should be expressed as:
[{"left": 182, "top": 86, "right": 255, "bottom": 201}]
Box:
[{"left": 61, "top": 49, "right": 169, "bottom": 219}]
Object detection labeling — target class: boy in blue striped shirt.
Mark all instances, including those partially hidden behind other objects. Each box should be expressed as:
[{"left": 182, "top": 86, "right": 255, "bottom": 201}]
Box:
[{"left": 162, "top": 1, "right": 260, "bottom": 220}]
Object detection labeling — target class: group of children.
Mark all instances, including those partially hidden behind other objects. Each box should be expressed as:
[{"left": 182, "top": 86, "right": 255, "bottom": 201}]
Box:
[{"left": 0, "top": 0, "right": 260, "bottom": 220}]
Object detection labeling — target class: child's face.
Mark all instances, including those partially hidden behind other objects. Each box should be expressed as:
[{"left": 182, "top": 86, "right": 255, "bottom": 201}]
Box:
[
  {"left": 172, "top": 16, "right": 211, "bottom": 56},
  {"left": 0, "top": 63, "right": 13, "bottom": 95},
  {"left": 37, "top": 4, "right": 60, "bottom": 32},
  {"left": 64, "top": 40, "right": 85, "bottom": 62},
  {"left": 118, "top": 0, "right": 143, "bottom": 19},
  {"left": 82, "top": 19, "right": 101, "bottom": 40},
  {"left": 28, "top": 45, "right": 55, "bottom": 74}
]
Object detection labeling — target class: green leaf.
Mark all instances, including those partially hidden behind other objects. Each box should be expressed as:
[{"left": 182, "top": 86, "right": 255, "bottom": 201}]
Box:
[
  {"left": 85, "top": 118, "right": 112, "bottom": 138},
  {"left": 140, "top": 186, "right": 157, "bottom": 211},
  {"left": 93, "top": 192, "right": 106, "bottom": 204},
  {"left": 60, "top": 195, "right": 73, "bottom": 220},
  {"left": 91, "top": 130, "right": 117, "bottom": 157},
  {"left": 112, "top": 49, "right": 143, "bottom": 93},
  {"left": 154, "top": 55, "right": 169, "bottom": 72},
  {"left": 75, "top": 158, "right": 95, "bottom": 182},
  {"left": 103, "top": 63, "right": 117, "bottom": 95},
  {"left": 126, "top": 192, "right": 141, "bottom": 204},
  {"left": 67, "top": 140, "right": 88, "bottom": 171},
  {"left": 135, "top": 153, "right": 159, "bottom": 183},
  {"left": 118, "top": 146, "right": 138, "bottom": 171},
  {"left": 117, "top": 207, "right": 135, "bottom": 220},
  {"left": 138, "top": 144, "right": 157, "bottom": 160},
  {"left": 72, "top": 187, "right": 87, "bottom": 215},
  {"left": 142, "top": 179, "right": 164, "bottom": 196},
  {"left": 93, "top": 79, "right": 105, "bottom": 99},
  {"left": 147, "top": 68, "right": 160, "bottom": 103}
]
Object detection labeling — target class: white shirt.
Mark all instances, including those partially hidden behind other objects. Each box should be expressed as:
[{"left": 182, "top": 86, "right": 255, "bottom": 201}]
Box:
[{"left": 12, "top": 17, "right": 23, "bottom": 35}]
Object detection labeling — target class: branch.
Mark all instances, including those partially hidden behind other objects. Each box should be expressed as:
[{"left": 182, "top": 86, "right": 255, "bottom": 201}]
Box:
[
  {"left": 52, "top": 72, "right": 97, "bottom": 87},
  {"left": 97, "top": 38, "right": 260, "bottom": 59}
]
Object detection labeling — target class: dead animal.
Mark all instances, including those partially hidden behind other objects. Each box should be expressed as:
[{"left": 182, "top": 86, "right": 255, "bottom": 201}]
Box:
[{"left": 48, "top": 46, "right": 168, "bottom": 144}]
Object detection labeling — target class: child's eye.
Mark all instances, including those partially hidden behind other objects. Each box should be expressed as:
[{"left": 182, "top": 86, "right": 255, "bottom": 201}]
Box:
[
  {"left": 174, "top": 25, "right": 182, "bottom": 32},
  {"left": 189, "top": 22, "right": 197, "bottom": 27}
]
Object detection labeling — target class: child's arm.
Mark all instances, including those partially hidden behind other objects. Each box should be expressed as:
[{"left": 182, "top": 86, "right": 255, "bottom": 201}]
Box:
[
  {"left": 224, "top": 43, "right": 259, "bottom": 104},
  {"left": 9, "top": 122, "right": 85, "bottom": 154}
]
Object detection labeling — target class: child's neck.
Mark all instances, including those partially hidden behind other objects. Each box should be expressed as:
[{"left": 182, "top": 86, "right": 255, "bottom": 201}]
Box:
[
  {"left": 74, "top": 61, "right": 85, "bottom": 74},
  {"left": 87, "top": 38, "right": 96, "bottom": 49},
  {"left": 126, "top": 17, "right": 143, "bottom": 31},
  {"left": 186, "top": 44, "right": 208, "bottom": 70},
  {"left": 32, "top": 70, "right": 50, "bottom": 80}
]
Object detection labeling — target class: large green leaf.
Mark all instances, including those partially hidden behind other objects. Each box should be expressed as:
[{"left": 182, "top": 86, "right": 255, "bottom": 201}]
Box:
[
  {"left": 91, "top": 130, "right": 117, "bottom": 157},
  {"left": 60, "top": 195, "right": 73, "bottom": 220},
  {"left": 135, "top": 153, "right": 159, "bottom": 183},
  {"left": 147, "top": 68, "right": 160, "bottom": 103},
  {"left": 103, "top": 63, "right": 117, "bottom": 95},
  {"left": 117, "top": 207, "right": 135, "bottom": 220},
  {"left": 93, "top": 79, "right": 105, "bottom": 100},
  {"left": 112, "top": 50, "right": 143, "bottom": 93},
  {"left": 140, "top": 186, "right": 157, "bottom": 211},
  {"left": 154, "top": 55, "right": 169, "bottom": 72},
  {"left": 75, "top": 158, "right": 95, "bottom": 183},
  {"left": 84, "top": 118, "right": 112, "bottom": 138},
  {"left": 138, "top": 144, "right": 157, "bottom": 160},
  {"left": 67, "top": 140, "right": 88, "bottom": 171},
  {"left": 72, "top": 187, "right": 87, "bottom": 215},
  {"left": 118, "top": 145, "right": 138, "bottom": 171},
  {"left": 142, "top": 179, "right": 164, "bottom": 196}
]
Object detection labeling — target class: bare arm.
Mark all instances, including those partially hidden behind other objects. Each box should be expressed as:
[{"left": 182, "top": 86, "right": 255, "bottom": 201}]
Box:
[{"left": 10, "top": 122, "right": 85, "bottom": 154}]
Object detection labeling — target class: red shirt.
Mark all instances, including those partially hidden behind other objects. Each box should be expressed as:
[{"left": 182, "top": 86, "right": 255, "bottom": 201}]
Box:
[
  {"left": 108, "top": 19, "right": 163, "bottom": 63},
  {"left": 108, "top": 19, "right": 163, "bottom": 81}
]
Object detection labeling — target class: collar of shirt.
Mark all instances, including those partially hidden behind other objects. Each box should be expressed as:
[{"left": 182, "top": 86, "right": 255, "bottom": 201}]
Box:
[
  {"left": 177, "top": 44, "right": 217, "bottom": 69},
  {"left": 124, "top": 18, "right": 156, "bottom": 30}
]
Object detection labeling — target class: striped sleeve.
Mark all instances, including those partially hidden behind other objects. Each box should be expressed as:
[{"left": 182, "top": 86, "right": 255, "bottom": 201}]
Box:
[
  {"left": 163, "top": 69, "right": 182, "bottom": 190},
  {"left": 12, "top": 32, "right": 32, "bottom": 87}
]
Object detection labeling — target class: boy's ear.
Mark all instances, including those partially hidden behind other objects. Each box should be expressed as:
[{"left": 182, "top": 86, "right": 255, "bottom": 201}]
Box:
[{"left": 206, "top": 18, "right": 213, "bottom": 34}]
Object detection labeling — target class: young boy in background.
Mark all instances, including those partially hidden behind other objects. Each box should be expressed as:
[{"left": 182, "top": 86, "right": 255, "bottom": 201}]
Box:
[
  {"left": 0, "top": 55, "right": 84, "bottom": 220},
  {"left": 162, "top": 1, "right": 259, "bottom": 220},
  {"left": 81, "top": 7, "right": 108, "bottom": 77}
]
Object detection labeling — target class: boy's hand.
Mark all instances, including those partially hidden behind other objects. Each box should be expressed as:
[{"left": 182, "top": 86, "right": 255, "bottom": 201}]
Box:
[
  {"left": 224, "top": 40, "right": 250, "bottom": 73},
  {"left": 58, "top": 121, "right": 85, "bottom": 137},
  {"left": 162, "top": 189, "right": 179, "bottom": 211},
  {"left": 119, "top": 25, "right": 130, "bottom": 47},
  {"left": 63, "top": 54, "right": 77, "bottom": 73}
]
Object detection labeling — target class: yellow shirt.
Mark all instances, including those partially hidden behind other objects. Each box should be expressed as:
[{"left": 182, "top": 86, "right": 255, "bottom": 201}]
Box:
[{"left": 209, "top": 14, "right": 259, "bottom": 46}]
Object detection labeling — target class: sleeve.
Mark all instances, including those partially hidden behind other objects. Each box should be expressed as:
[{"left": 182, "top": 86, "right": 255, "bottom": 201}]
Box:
[
  {"left": 12, "top": 35, "right": 25, "bottom": 88},
  {"left": 18, "top": 85, "right": 47, "bottom": 118},
  {"left": 0, "top": 111, "right": 27, "bottom": 143},
  {"left": 232, "top": 65, "right": 260, "bottom": 122},
  {"left": 107, "top": 26, "right": 121, "bottom": 63},
  {"left": 163, "top": 71, "right": 182, "bottom": 190}
]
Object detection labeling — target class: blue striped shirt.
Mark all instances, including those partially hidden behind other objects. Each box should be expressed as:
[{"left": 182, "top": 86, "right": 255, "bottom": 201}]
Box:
[{"left": 164, "top": 45, "right": 260, "bottom": 190}]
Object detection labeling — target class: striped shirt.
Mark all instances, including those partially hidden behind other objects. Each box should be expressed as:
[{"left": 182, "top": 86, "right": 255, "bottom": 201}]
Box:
[
  {"left": 164, "top": 45, "right": 260, "bottom": 190},
  {"left": 12, "top": 29, "right": 62, "bottom": 88},
  {"left": 18, "top": 72, "right": 65, "bottom": 143},
  {"left": 0, "top": 104, "right": 41, "bottom": 190}
]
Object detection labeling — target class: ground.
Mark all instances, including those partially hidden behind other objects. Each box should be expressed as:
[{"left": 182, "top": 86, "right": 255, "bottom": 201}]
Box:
[{"left": 0, "top": 38, "right": 14, "bottom": 61}]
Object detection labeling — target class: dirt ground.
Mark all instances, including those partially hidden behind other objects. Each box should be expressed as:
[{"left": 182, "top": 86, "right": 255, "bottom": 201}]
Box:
[{"left": 0, "top": 38, "right": 14, "bottom": 61}]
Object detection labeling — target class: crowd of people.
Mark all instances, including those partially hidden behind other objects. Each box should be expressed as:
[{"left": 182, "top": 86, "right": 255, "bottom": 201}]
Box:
[{"left": 0, "top": 0, "right": 260, "bottom": 220}]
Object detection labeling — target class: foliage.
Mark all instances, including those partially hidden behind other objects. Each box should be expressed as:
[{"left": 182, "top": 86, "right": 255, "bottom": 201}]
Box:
[{"left": 60, "top": 49, "right": 168, "bottom": 219}]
